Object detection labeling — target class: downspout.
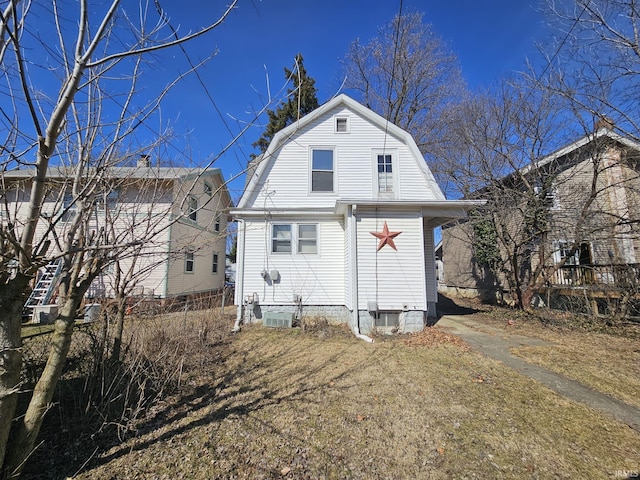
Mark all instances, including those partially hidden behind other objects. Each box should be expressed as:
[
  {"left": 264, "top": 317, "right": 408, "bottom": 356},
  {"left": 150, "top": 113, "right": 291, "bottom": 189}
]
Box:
[
  {"left": 350, "top": 204, "right": 373, "bottom": 343},
  {"left": 232, "top": 218, "right": 246, "bottom": 332}
]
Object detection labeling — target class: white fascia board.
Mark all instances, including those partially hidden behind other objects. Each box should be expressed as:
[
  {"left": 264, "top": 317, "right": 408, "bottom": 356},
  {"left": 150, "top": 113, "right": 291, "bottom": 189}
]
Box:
[
  {"left": 230, "top": 208, "right": 339, "bottom": 219},
  {"left": 333, "top": 199, "right": 484, "bottom": 216}
]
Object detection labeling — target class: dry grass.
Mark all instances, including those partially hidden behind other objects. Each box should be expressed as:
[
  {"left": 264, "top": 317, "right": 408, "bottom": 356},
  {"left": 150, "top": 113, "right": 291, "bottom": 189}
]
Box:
[
  {"left": 451, "top": 299, "right": 640, "bottom": 411},
  {"left": 63, "top": 319, "right": 640, "bottom": 480}
]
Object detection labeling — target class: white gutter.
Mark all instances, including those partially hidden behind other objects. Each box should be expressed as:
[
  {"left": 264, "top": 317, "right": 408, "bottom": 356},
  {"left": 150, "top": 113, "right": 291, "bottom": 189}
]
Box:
[
  {"left": 232, "top": 219, "right": 246, "bottom": 332},
  {"left": 349, "top": 204, "right": 373, "bottom": 343}
]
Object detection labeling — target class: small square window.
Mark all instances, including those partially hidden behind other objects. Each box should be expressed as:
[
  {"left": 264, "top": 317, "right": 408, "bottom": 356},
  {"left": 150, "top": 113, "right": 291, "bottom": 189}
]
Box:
[
  {"left": 204, "top": 182, "right": 213, "bottom": 196},
  {"left": 335, "top": 117, "right": 349, "bottom": 133}
]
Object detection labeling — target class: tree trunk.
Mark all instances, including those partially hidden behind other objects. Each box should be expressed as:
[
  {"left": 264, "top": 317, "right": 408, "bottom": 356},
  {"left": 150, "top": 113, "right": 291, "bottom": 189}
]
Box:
[
  {"left": 4, "top": 297, "right": 78, "bottom": 478},
  {"left": 110, "top": 295, "right": 127, "bottom": 363},
  {"left": 0, "top": 276, "right": 29, "bottom": 475}
]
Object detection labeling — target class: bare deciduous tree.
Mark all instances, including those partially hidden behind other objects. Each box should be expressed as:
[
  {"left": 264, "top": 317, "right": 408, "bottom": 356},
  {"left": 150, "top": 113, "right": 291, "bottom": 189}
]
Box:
[
  {"left": 0, "top": 1, "right": 241, "bottom": 476},
  {"left": 341, "top": 11, "right": 466, "bottom": 155},
  {"left": 543, "top": 0, "right": 640, "bottom": 140}
]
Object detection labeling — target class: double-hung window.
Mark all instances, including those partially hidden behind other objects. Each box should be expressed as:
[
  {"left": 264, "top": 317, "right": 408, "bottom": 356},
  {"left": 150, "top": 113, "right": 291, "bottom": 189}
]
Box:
[
  {"left": 297, "top": 224, "right": 317, "bottom": 254},
  {"left": 272, "top": 224, "right": 292, "bottom": 253},
  {"left": 188, "top": 196, "right": 198, "bottom": 222},
  {"left": 212, "top": 253, "right": 219, "bottom": 274},
  {"left": 60, "top": 192, "right": 76, "bottom": 222},
  {"left": 185, "top": 250, "right": 195, "bottom": 273},
  {"left": 271, "top": 223, "right": 317, "bottom": 254},
  {"left": 311, "top": 149, "right": 334, "bottom": 192},
  {"left": 377, "top": 154, "right": 393, "bottom": 193}
]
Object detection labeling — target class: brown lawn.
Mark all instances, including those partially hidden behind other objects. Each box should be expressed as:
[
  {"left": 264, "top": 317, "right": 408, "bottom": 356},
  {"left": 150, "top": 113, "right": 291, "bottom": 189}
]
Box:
[{"left": 64, "top": 313, "right": 640, "bottom": 480}]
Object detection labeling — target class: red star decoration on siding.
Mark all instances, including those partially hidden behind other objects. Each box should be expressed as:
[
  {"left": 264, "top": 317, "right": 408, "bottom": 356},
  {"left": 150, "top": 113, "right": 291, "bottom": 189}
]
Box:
[{"left": 370, "top": 221, "right": 402, "bottom": 252}]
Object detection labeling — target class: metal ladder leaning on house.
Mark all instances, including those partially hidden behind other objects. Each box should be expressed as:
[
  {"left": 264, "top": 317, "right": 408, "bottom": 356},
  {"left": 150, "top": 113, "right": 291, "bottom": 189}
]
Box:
[{"left": 23, "top": 259, "right": 62, "bottom": 320}]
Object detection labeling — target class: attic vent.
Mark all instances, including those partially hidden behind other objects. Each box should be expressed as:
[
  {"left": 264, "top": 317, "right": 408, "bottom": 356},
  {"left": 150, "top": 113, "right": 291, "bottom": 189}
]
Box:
[{"left": 263, "top": 312, "right": 293, "bottom": 328}]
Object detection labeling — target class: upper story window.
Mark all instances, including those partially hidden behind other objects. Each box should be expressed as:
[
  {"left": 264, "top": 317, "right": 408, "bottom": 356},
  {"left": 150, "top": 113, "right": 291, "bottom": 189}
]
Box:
[
  {"left": 188, "top": 196, "right": 198, "bottom": 222},
  {"left": 106, "top": 189, "right": 119, "bottom": 211},
  {"left": 214, "top": 213, "right": 221, "bottom": 232},
  {"left": 335, "top": 117, "right": 349, "bottom": 133},
  {"left": 311, "top": 149, "right": 334, "bottom": 193},
  {"left": 60, "top": 192, "right": 76, "bottom": 222},
  {"left": 377, "top": 154, "right": 393, "bottom": 193},
  {"left": 185, "top": 250, "right": 195, "bottom": 273},
  {"left": 204, "top": 182, "right": 213, "bottom": 196}
]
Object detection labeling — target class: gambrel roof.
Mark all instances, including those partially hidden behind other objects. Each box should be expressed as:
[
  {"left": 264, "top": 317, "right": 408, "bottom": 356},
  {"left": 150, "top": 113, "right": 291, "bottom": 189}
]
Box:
[{"left": 238, "top": 94, "right": 445, "bottom": 209}]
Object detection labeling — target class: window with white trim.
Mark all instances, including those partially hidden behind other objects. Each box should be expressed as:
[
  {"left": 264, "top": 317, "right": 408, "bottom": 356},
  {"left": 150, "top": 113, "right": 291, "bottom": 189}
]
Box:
[
  {"left": 311, "top": 149, "right": 334, "bottom": 192},
  {"left": 204, "top": 182, "right": 213, "bottom": 196},
  {"left": 335, "top": 117, "right": 349, "bottom": 133},
  {"left": 271, "top": 223, "right": 318, "bottom": 254},
  {"left": 214, "top": 213, "right": 221, "bottom": 232},
  {"left": 188, "top": 196, "right": 198, "bottom": 222},
  {"left": 377, "top": 154, "right": 393, "bottom": 193},
  {"left": 60, "top": 192, "right": 76, "bottom": 222},
  {"left": 272, "top": 224, "right": 292, "bottom": 253},
  {"left": 185, "top": 251, "right": 195, "bottom": 273},
  {"left": 298, "top": 224, "right": 317, "bottom": 254}
]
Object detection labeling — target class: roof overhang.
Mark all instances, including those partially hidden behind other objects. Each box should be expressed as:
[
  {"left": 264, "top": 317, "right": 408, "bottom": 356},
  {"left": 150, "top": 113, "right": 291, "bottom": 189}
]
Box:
[
  {"left": 230, "top": 208, "right": 339, "bottom": 219},
  {"left": 334, "top": 199, "right": 484, "bottom": 227}
]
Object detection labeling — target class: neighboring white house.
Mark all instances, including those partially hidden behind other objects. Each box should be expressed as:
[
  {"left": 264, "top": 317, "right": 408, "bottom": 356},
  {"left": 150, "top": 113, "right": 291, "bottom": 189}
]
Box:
[
  {"left": 232, "top": 94, "right": 477, "bottom": 335},
  {"left": 4, "top": 162, "right": 232, "bottom": 304}
]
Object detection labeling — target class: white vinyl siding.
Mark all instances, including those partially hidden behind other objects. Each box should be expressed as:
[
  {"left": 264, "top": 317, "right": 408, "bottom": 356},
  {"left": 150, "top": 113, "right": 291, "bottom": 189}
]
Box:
[
  {"left": 242, "top": 218, "right": 345, "bottom": 305},
  {"left": 356, "top": 211, "right": 426, "bottom": 311},
  {"left": 244, "top": 106, "right": 441, "bottom": 210}
]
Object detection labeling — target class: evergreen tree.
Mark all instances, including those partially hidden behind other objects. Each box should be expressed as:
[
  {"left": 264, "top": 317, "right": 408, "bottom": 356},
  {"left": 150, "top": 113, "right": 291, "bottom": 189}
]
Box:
[{"left": 252, "top": 54, "right": 319, "bottom": 156}]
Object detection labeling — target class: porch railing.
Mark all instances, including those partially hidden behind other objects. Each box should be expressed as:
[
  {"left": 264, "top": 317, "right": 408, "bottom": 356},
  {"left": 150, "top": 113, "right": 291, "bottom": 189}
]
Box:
[{"left": 548, "top": 263, "right": 640, "bottom": 288}]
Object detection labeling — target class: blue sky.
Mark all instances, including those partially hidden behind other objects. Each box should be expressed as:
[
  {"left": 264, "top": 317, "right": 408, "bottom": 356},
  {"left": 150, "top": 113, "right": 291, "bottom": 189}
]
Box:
[{"left": 147, "top": 0, "right": 549, "bottom": 200}]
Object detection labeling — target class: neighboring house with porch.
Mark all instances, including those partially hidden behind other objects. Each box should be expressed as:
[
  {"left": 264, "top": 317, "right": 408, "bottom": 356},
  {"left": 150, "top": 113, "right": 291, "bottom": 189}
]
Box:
[
  {"left": 232, "top": 94, "right": 478, "bottom": 335},
  {"left": 440, "top": 128, "right": 640, "bottom": 311},
  {"left": 4, "top": 161, "right": 232, "bottom": 317}
]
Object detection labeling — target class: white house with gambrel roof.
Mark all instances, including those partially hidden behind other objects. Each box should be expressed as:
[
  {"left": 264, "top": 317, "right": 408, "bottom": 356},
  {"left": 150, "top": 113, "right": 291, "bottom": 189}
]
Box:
[{"left": 232, "top": 94, "right": 477, "bottom": 336}]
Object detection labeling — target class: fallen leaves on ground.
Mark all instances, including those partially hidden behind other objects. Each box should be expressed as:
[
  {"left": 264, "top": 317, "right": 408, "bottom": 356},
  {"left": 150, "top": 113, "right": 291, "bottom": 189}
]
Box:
[{"left": 404, "top": 327, "right": 470, "bottom": 350}]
